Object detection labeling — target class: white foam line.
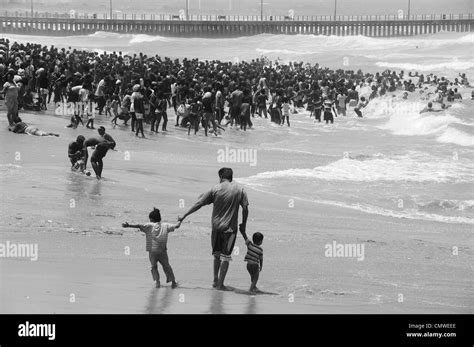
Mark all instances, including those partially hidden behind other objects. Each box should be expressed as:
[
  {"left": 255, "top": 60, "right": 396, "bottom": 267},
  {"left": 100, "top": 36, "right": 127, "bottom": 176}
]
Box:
[{"left": 239, "top": 185, "right": 474, "bottom": 225}]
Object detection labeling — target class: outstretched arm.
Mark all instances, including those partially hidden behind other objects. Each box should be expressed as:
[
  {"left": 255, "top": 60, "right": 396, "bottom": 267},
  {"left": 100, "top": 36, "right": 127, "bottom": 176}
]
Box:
[
  {"left": 122, "top": 222, "right": 142, "bottom": 229},
  {"left": 169, "top": 221, "right": 182, "bottom": 231}
]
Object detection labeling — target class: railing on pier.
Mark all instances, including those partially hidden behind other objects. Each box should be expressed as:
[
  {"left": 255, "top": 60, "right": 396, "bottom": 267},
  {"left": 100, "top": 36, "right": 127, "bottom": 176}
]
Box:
[
  {"left": 2, "top": 11, "right": 474, "bottom": 22},
  {"left": 0, "top": 12, "right": 473, "bottom": 38}
]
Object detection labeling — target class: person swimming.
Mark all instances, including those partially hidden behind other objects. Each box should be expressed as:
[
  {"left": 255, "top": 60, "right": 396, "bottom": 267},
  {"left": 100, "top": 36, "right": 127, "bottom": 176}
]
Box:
[{"left": 419, "top": 102, "right": 444, "bottom": 114}]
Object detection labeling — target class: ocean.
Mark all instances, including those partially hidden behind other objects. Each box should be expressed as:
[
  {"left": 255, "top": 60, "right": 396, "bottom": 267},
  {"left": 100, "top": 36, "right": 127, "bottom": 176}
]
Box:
[{"left": 4, "top": 31, "right": 474, "bottom": 225}]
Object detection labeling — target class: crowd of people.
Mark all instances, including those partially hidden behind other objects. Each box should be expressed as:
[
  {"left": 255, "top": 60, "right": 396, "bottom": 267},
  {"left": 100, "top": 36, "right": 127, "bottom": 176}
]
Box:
[
  {"left": 2, "top": 38, "right": 470, "bottom": 138},
  {"left": 1, "top": 38, "right": 471, "bottom": 180}
]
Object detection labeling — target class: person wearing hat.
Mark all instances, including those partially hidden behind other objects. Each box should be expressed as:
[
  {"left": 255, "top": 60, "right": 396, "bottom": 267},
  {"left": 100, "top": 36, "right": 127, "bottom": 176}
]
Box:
[{"left": 115, "top": 79, "right": 121, "bottom": 87}]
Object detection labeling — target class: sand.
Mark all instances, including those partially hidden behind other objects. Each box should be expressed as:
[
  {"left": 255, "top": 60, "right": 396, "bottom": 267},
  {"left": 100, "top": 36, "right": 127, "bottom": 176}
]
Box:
[{"left": 0, "top": 102, "right": 472, "bottom": 314}]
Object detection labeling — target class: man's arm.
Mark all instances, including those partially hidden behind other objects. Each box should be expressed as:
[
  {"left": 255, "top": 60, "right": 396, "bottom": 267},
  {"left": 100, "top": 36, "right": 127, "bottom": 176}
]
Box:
[
  {"left": 240, "top": 205, "right": 249, "bottom": 234},
  {"left": 239, "top": 224, "right": 248, "bottom": 242},
  {"left": 178, "top": 190, "right": 213, "bottom": 222},
  {"left": 239, "top": 189, "right": 249, "bottom": 234},
  {"left": 260, "top": 256, "right": 263, "bottom": 272},
  {"left": 178, "top": 202, "right": 204, "bottom": 222}
]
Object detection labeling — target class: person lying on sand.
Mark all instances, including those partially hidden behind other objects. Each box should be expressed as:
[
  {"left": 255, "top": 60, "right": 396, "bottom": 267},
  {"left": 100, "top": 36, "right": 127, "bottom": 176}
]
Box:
[{"left": 9, "top": 121, "right": 59, "bottom": 137}]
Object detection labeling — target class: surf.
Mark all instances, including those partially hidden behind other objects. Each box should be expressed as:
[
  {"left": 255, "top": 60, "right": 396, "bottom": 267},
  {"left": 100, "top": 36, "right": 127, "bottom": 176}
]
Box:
[{"left": 239, "top": 152, "right": 474, "bottom": 184}]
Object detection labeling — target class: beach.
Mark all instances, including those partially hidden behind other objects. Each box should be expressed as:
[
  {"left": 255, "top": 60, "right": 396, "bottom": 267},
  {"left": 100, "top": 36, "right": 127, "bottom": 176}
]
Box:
[
  {"left": 1, "top": 28, "right": 474, "bottom": 314},
  {"left": 1, "top": 90, "right": 473, "bottom": 313}
]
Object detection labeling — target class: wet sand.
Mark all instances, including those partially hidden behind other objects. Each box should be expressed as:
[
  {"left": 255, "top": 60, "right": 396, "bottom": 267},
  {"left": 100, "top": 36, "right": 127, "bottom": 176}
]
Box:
[{"left": 0, "top": 104, "right": 472, "bottom": 314}]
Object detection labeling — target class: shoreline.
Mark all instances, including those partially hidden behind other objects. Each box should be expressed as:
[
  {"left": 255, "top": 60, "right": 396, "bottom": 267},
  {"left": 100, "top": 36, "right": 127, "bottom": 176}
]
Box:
[{"left": 1, "top": 106, "right": 473, "bottom": 314}]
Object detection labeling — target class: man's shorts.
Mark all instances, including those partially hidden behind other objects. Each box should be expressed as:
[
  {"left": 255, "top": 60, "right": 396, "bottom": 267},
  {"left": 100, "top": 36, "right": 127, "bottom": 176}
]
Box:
[{"left": 211, "top": 229, "right": 237, "bottom": 262}]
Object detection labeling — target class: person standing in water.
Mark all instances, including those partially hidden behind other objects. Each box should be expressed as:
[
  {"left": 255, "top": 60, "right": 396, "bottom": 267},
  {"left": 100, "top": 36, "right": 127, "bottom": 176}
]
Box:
[
  {"left": 2, "top": 71, "right": 19, "bottom": 126},
  {"left": 90, "top": 140, "right": 114, "bottom": 180},
  {"left": 68, "top": 135, "right": 86, "bottom": 171},
  {"left": 215, "top": 83, "right": 225, "bottom": 125},
  {"left": 132, "top": 85, "right": 146, "bottom": 138},
  {"left": 281, "top": 97, "right": 290, "bottom": 126},
  {"left": 336, "top": 91, "right": 347, "bottom": 117},
  {"left": 323, "top": 97, "right": 336, "bottom": 124},
  {"left": 82, "top": 136, "right": 113, "bottom": 179},
  {"left": 202, "top": 90, "right": 215, "bottom": 137},
  {"left": 178, "top": 168, "right": 249, "bottom": 291},
  {"left": 256, "top": 89, "right": 268, "bottom": 119},
  {"left": 81, "top": 84, "right": 95, "bottom": 129},
  {"left": 98, "top": 126, "right": 116, "bottom": 149},
  {"left": 354, "top": 97, "right": 368, "bottom": 118},
  {"left": 241, "top": 230, "right": 264, "bottom": 293}
]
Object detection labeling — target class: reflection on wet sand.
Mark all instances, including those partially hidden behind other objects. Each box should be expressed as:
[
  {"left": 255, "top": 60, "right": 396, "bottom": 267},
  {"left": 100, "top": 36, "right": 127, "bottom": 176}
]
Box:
[
  {"left": 144, "top": 287, "right": 174, "bottom": 314},
  {"left": 89, "top": 181, "right": 102, "bottom": 200},
  {"left": 245, "top": 295, "right": 257, "bottom": 314},
  {"left": 208, "top": 290, "right": 225, "bottom": 314},
  {"left": 65, "top": 172, "right": 87, "bottom": 199}
]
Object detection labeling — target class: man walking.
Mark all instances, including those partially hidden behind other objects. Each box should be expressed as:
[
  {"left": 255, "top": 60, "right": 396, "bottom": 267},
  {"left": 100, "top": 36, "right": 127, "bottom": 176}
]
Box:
[{"left": 178, "top": 168, "right": 249, "bottom": 291}]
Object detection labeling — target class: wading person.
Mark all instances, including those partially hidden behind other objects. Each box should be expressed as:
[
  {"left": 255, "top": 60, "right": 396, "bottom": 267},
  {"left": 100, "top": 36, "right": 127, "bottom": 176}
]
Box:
[
  {"left": 178, "top": 168, "right": 249, "bottom": 291},
  {"left": 2, "top": 71, "right": 19, "bottom": 126},
  {"left": 68, "top": 135, "right": 86, "bottom": 171}
]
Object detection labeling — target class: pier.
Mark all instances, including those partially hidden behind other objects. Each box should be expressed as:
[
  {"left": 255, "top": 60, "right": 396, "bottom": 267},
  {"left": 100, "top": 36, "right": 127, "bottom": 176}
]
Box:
[{"left": 0, "top": 12, "right": 472, "bottom": 38}]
